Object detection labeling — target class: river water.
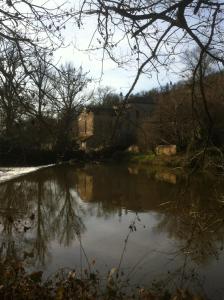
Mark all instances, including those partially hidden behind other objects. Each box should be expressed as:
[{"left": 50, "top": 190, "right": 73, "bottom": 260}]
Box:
[{"left": 0, "top": 164, "right": 224, "bottom": 299}]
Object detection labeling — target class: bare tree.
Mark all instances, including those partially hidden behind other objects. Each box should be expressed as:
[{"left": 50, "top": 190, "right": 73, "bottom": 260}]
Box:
[
  {"left": 0, "top": 0, "right": 70, "bottom": 152},
  {"left": 15, "top": 51, "right": 60, "bottom": 150},
  {"left": 148, "top": 83, "right": 196, "bottom": 149},
  {"left": 0, "top": 0, "right": 67, "bottom": 63},
  {"left": 27, "top": 52, "right": 55, "bottom": 119},
  {"left": 0, "top": 39, "right": 29, "bottom": 136},
  {"left": 90, "top": 86, "right": 120, "bottom": 107},
  {"left": 182, "top": 48, "right": 217, "bottom": 81},
  {"left": 77, "top": 1, "right": 224, "bottom": 97},
  {"left": 51, "top": 63, "right": 91, "bottom": 153},
  {"left": 0, "top": 39, "right": 58, "bottom": 149}
]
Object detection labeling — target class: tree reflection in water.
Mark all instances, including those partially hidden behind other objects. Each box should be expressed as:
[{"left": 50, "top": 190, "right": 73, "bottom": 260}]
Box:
[
  {"left": 152, "top": 178, "right": 224, "bottom": 294},
  {"left": 51, "top": 169, "right": 86, "bottom": 247},
  {"left": 0, "top": 168, "right": 86, "bottom": 268}
]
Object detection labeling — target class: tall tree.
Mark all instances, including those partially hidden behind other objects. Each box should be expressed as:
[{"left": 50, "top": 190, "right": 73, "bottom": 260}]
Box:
[
  {"left": 0, "top": 39, "right": 28, "bottom": 135},
  {"left": 51, "top": 63, "right": 91, "bottom": 153}
]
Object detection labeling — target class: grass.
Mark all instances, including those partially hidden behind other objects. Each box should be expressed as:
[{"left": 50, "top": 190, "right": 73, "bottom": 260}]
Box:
[{"left": 113, "top": 151, "right": 156, "bottom": 164}]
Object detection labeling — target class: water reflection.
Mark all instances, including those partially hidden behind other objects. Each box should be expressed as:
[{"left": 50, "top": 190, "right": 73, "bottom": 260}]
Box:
[
  {"left": 0, "top": 168, "right": 86, "bottom": 268},
  {"left": 0, "top": 164, "right": 224, "bottom": 298}
]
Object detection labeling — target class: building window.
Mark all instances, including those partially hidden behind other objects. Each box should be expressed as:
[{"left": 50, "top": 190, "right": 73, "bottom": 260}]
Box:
[
  {"left": 81, "top": 142, "right": 86, "bottom": 150},
  {"left": 84, "top": 118, "right": 87, "bottom": 134}
]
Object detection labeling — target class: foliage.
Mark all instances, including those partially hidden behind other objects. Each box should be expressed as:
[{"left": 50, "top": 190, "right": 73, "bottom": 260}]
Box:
[{"left": 124, "top": 152, "right": 156, "bottom": 164}]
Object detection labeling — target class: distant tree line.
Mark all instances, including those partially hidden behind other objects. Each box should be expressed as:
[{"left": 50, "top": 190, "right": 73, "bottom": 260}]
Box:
[
  {"left": 138, "top": 49, "right": 224, "bottom": 169},
  {"left": 143, "top": 71, "right": 224, "bottom": 150}
]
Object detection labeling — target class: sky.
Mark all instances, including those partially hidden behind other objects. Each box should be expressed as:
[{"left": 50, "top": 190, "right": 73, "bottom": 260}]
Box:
[
  {"left": 55, "top": 44, "right": 178, "bottom": 94},
  {"left": 52, "top": 2, "right": 180, "bottom": 95},
  {"left": 11, "top": 0, "right": 222, "bottom": 95}
]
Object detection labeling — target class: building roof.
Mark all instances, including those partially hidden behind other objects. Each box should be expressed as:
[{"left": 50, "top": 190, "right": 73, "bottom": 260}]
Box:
[{"left": 83, "top": 106, "right": 117, "bottom": 116}]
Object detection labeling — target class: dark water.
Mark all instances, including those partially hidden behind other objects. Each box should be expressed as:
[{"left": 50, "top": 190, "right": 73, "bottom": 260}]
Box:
[{"left": 0, "top": 164, "right": 224, "bottom": 299}]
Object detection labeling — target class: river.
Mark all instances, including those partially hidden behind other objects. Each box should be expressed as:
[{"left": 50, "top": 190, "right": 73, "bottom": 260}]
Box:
[{"left": 0, "top": 163, "right": 224, "bottom": 299}]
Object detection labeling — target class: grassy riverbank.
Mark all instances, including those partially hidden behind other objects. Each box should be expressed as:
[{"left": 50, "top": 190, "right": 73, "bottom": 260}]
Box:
[
  {"left": 110, "top": 149, "right": 224, "bottom": 175},
  {"left": 120, "top": 152, "right": 182, "bottom": 166}
]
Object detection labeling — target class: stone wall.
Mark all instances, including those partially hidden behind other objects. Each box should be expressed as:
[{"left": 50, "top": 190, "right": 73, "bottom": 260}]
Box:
[
  {"left": 155, "top": 145, "right": 177, "bottom": 156},
  {"left": 78, "top": 111, "right": 94, "bottom": 139}
]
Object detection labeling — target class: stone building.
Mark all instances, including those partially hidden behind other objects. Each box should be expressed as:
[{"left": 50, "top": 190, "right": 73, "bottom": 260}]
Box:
[{"left": 77, "top": 98, "right": 155, "bottom": 151}]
